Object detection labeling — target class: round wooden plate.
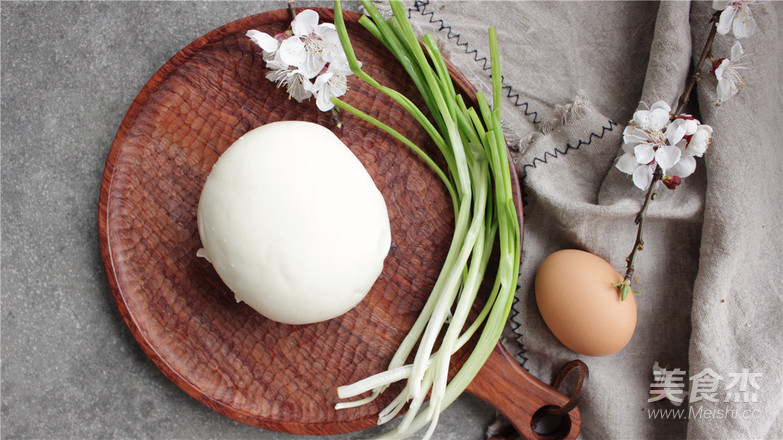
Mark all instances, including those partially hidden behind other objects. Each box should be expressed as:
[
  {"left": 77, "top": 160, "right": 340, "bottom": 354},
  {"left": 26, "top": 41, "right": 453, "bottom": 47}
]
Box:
[{"left": 99, "top": 7, "right": 580, "bottom": 438}]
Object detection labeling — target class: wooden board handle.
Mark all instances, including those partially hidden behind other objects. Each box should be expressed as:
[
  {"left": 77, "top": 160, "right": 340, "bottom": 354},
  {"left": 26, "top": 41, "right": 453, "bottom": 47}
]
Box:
[{"left": 466, "top": 344, "right": 582, "bottom": 440}]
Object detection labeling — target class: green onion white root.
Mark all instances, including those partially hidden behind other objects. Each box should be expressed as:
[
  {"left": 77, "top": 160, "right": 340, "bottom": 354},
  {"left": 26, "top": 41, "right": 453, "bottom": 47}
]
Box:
[{"left": 332, "top": 1, "right": 521, "bottom": 438}]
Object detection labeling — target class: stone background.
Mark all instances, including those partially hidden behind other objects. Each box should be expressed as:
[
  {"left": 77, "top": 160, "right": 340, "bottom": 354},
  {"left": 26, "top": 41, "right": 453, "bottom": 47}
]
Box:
[{"left": 0, "top": 2, "right": 494, "bottom": 438}]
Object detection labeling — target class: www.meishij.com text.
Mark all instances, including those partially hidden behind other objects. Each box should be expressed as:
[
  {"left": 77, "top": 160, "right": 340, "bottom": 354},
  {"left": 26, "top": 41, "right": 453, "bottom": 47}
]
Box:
[{"left": 648, "top": 405, "right": 764, "bottom": 420}]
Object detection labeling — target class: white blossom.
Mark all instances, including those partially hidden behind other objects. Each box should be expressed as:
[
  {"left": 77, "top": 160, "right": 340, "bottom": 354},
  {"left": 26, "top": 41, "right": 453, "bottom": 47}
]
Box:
[
  {"left": 246, "top": 9, "right": 353, "bottom": 111},
  {"left": 713, "top": 41, "right": 750, "bottom": 105},
  {"left": 616, "top": 143, "right": 658, "bottom": 191},
  {"left": 247, "top": 29, "right": 279, "bottom": 55},
  {"left": 630, "top": 100, "right": 672, "bottom": 132},
  {"left": 688, "top": 124, "right": 713, "bottom": 157},
  {"left": 713, "top": 0, "right": 757, "bottom": 39},
  {"left": 615, "top": 102, "right": 712, "bottom": 190},
  {"left": 266, "top": 67, "right": 314, "bottom": 103},
  {"left": 311, "top": 59, "right": 352, "bottom": 111},
  {"left": 665, "top": 116, "right": 713, "bottom": 180}
]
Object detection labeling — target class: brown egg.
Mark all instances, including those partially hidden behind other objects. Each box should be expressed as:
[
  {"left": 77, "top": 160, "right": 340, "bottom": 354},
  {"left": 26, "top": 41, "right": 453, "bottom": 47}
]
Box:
[{"left": 535, "top": 249, "right": 637, "bottom": 356}]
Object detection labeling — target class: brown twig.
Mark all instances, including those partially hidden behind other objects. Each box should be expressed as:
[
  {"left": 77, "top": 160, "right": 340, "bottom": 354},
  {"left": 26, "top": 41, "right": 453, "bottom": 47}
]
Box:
[
  {"left": 331, "top": 108, "right": 343, "bottom": 129},
  {"left": 618, "top": 12, "right": 721, "bottom": 300},
  {"left": 618, "top": 166, "right": 662, "bottom": 300},
  {"left": 287, "top": 0, "right": 297, "bottom": 21},
  {"left": 675, "top": 12, "right": 721, "bottom": 115}
]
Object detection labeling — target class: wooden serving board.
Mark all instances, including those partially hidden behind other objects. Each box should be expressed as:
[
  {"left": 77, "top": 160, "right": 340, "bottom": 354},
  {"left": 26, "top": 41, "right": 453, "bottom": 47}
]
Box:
[{"left": 98, "top": 7, "right": 580, "bottom": 439}]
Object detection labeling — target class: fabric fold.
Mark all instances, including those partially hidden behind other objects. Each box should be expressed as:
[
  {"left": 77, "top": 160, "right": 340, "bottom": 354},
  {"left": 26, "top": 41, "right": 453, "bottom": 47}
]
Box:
[
  {"left": 686, "top": 2, "right": 783, "bottom": 438},
  {"left": 365, "top": 1, "right": 781, "bottom": 438}
]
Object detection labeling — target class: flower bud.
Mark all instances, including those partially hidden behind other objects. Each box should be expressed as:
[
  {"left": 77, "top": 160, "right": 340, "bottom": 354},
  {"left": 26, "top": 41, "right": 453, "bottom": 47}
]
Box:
[
  {"left": 662, "top": 175, "right": 682, "bottom": 190},
  {"left": 688, "top": 125, "right": 713, "bottom": 156}
]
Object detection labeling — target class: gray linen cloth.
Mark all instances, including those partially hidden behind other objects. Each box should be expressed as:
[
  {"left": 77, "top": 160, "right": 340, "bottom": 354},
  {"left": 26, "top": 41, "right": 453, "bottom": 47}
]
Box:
[{"left": 376, "top": 1, "right": 783, "bottom": 438}]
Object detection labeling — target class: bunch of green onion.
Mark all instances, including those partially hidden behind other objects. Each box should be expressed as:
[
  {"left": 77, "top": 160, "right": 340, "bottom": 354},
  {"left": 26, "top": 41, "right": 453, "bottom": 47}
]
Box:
[{"left": 331, "top": 1, "right": 521, "bottom": 438}]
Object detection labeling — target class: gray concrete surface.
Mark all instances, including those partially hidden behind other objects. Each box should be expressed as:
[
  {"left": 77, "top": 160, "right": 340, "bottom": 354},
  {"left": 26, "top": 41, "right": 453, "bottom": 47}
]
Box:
[{"left": 0, "top": 2, "right": 495, "bottom": 438}]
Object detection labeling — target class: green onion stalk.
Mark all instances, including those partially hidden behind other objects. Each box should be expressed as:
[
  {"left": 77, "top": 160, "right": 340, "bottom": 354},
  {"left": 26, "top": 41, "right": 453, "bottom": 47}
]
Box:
[{"left": 331, "top": 1, "right": 521, "bottom": 438}]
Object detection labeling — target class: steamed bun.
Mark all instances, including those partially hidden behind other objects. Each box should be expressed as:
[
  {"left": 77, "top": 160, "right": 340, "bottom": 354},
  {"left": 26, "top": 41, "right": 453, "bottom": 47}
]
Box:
[{"left": 197, "top": 121, "right": 391, "bottom": 324}]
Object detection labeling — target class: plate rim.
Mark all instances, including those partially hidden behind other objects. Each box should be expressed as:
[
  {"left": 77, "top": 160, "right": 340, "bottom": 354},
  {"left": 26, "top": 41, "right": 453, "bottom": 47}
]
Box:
[
  {"left": 97, "top": 7, "right": 388, "bottom": 434},
  {"left": 97, "top": 6, "right": 523, "bottom": 435}
]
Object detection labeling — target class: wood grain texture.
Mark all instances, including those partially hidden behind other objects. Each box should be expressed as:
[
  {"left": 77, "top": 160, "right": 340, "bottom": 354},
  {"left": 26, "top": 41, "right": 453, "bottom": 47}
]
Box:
[
  {"left": 465, "top": 345, "right": 581, "bottom": 439},
  {"left": 98, "top": 7, "right": 579, "bottom": 438}
]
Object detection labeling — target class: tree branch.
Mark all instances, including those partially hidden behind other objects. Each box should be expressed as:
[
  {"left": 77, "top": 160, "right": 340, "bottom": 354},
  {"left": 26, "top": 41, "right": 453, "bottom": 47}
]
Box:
[{"left": 617, "top": 12, "right": 721, "bottom": 301}]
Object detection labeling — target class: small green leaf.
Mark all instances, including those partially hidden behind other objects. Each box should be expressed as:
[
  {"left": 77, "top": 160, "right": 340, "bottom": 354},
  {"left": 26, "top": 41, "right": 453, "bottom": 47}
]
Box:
[{"left": 613, "top": 279, "right": 638, "bottom": 301}]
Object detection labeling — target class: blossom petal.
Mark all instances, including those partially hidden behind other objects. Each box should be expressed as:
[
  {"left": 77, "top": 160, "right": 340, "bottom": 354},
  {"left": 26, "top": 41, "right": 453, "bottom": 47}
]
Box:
[
  {"left": 328, "top": 76, "right": 348, "bottom": 97},
  {"left": 689, "top": 125, "right": 713, "bottom": 156},
  {"left": 650, "top": 108, "right": 671, "bottom": 130},
  {"left": 291, "top": 9, "right": 319, "bottom": 37},
  {"left": 278, "top": 37, "right": 306, "bottom": 67},
  {"left": 312, "top": 68, "right": 349, "bottom": 112},
  {"left": 732, "top": 5, "right": 756, "bottom": 38},
  {"left": 632, "top": 164, "right": 654, "bottom": 190},
  {"left": 668, "top": 155, "right": 697, "bottom": 178},
  {"left": 681, "top": 117, "right": 699, "bottom": 135},
  {"left": 623, "top": 126, "right": 649, "bottom": 144},
  {"left": 328, "top": 57, "right": 353, "bottom": 76},
  {"left": 266, "top": 68, "right": 313, "bottom": 102},
  {"left": 316, "top": 24, "right": 343, "bottom": 62},
  {"left": 264, "top": 50, "right": 287, "bottom": 70},
  {"left": 714, "top": 58, "right": 729, "bottom": 80},
  {"left": 632, "top": 110, "right": 653, "bottom": 128},
  {"left": 312, "top": 72, "right": 336, "bottom": 111},
  {"left": 298, "top": 50, "right": 328, "bottom": 79},
  {"left": 287, "top": 70, "right": 314, "bottom": 102},
  {"left": 615, "top": 152, "right": 639, "bottom": 175},
  {"left": 316, "top": 24, "right": 340, "bottom": 46},
  {"left": 634, "top": 143, "right": 657, "bottom": 165},
  {"left": 665, "top": 119, "right": 688, "bottom": 146},
  {"left": 656, "top": 144, "right": 682, "bottom": 170},
  {"left": 716, "top": 74, "right": 737, "bottom": 101},
  {"left": 316, "top": 96, "right": 333, "bottom": 111},
  {"left": 650, "top": 101, "right": 672, "bottom": 114},
  {"left": 247, "top": 30, "right": 279, "bottom": 53},
  {"left": 315, "top": 89, "right": 335, "bottom": 111},
  {"left": 717, "top": 6, "right": 737, "bottom": 35},
  {"left": 312, "top": 71, "right": 332, "bottom": 91}
]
